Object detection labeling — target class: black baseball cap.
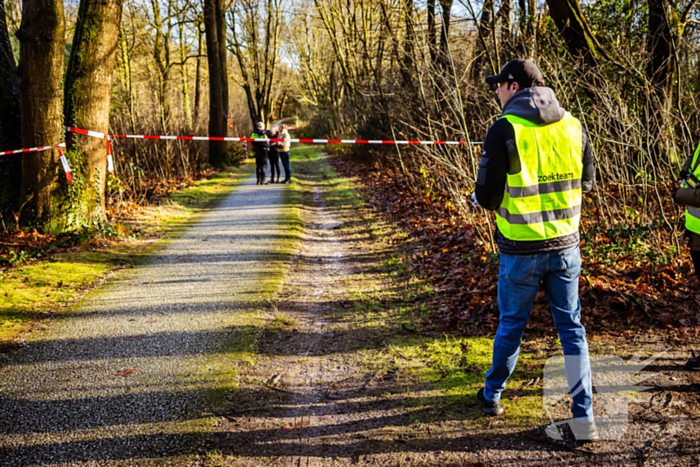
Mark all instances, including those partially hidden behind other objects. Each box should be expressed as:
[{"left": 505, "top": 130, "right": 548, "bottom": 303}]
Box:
[{"left": 485, "top": 58, "right": 544, "bottom": 89}]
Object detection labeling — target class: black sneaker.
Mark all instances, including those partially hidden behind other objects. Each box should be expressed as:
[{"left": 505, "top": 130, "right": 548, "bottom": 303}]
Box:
[
  {"left": 685, "top": 357, "right": 700, "bottom": 370},
  {"left": 476, "top": 387, "right": 504, "bottom": 416}
]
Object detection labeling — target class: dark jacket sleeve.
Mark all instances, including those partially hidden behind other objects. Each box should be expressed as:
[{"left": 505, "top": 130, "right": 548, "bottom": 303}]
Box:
[
  {"left": 581, "top": 128, "right": 594, "bottom": 194},
  {"left": 475, "top": 119, "right": 512, "bottom": 211}
]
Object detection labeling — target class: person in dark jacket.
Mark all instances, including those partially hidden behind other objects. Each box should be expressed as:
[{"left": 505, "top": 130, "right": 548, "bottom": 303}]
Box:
[
  {"left": 251, "top": 122, "right": 270, "bottom": 185},
  {"left": 474, "top": 59, "right": 598, "bottom": 441},
  {"left": 267, "top": 126, "right": 282, "bottom": 183},
  {"left": 677, "top": 151, "right": 700, "bottom": 370}
]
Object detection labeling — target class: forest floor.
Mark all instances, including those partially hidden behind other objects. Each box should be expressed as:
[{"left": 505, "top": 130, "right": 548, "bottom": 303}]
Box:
[{"left": 1, "top": 148, "right": 700, "bottom": 466}]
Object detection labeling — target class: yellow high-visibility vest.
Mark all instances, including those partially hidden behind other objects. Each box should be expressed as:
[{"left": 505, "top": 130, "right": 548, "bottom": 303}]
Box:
[
  {"left": 685, "top": 141, "right": 700, "bottom": 234},
  {"left": 496, "top": 112, "right": 584, "bottom": 241}
]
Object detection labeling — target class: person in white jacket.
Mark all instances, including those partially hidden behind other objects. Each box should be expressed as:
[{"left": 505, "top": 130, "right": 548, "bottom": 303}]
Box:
[{"left": 279, "top": 124, "right": 292, "bottom": 183}]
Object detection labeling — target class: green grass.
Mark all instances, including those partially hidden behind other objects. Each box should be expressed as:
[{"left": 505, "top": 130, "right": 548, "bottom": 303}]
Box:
[{"left": 0, "top": 163, "right": 255, "bottom": 345}]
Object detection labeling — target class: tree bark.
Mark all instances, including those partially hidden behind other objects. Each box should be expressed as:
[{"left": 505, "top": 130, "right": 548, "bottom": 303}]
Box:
[
  {"left": 545, "top": 0, "right": 602, "bottom": 67},
  {"left": 647, "top": 0, "right": 674, "bottom": 94},
  {"left": 193, "top": 23, "right": 203, "bottom": 131},
  {"left": 472, "top": 0, "right": 496, "bottom": 77},
  {"left": 402, "top": 0, "right": 415, "bottom": 78},
  {"left": 427, "top": 0, "right": 437, "bottom": 67},
  {"left": 64, "top": 0, "right": 123, "bottom": 225},
  {"left": 0, "top": 0, "right": 19, "bottom": 151},
  {"left": 179, "top": 21, "right": 193, "bottom": 131},
  {"left": 216, "top": 0, "right": 228, "bottom": 127},
  {"left": 438, "top": 0, "right": 454, "bottom": 70},
  {"left": 16, "top": 0, "right": 65, "bottom": 231},
  {"left": 0, "top": 0, "right": 22, "bottom": 217},
  {"left": 204, "top": 0, "right": 227, "bottom": 166},
  {"left": 499, "top": 0, "right": 512, "bottom": 49}
]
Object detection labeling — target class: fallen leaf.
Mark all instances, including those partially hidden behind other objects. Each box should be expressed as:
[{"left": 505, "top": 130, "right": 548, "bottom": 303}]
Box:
[{"left": 283, "top": 420, "right": 310, "bottom": 430}]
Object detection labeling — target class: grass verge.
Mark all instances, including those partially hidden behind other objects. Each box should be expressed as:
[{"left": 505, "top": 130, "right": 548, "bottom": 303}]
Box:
[{"left": 0, "top": 162, "right": 255, "bottom": 349}]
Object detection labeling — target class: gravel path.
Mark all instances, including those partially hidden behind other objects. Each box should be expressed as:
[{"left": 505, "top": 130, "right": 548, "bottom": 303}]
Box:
[{"left": 0, "top": 172, "right": 288, "bottom": 466}]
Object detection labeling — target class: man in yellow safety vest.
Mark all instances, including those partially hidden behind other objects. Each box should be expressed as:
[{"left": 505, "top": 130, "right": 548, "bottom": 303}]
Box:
[
  {"left": 474, "top": 59, "right": 597, "bottom": 441},
  {"left": 677, "top": 146, "right": 700, "bottom": 370},
  {"left": 251, "top": 122, "right": 270, "bottom": 185}
]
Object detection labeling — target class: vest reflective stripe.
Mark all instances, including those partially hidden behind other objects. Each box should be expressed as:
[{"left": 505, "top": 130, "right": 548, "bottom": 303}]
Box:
[
  {"left": 687, "top": 142, "right": 700, "bottom": 234},
  {"left": 507, "top": 178, "right": 582, "bottom": 198},
  {"left": 496, "top": 112, "right": 584, "bottom": 241},
  {"left": 498, "top": 204, "right": 581, "bottom": 225}
]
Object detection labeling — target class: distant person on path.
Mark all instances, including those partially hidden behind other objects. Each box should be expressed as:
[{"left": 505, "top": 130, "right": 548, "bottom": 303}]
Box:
[
  {"left": 474, "top": 59, "right": 597, "bottom": 440},
  {"left": 267, "top": 126, "right": 282, "bottom": 183},
  {"left": 251, "top": 122, "right": 270, "bottom": 185},
  {"left": 675, "top": 146, "right": 700, "bottom": 370},
  {"left": 279, "top": 124, "right": 292, "bottom": 183}
]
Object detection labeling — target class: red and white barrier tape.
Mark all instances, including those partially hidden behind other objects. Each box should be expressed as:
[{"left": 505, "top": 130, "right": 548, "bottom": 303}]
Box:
[
  {"left": 58, "top": 148, "right": 73, "bottom": 184},
  {"left": 0, "top": 142, "right": 72, "bottom": 183},
  {"left": 106, "top": 136, "right": 115, "bottom": 175},
  {"left": 0, "top": 142, "right": 66, "bottom": 157},
  {"left": 66, "top": 127, "right": 482, "bottom": 145}
]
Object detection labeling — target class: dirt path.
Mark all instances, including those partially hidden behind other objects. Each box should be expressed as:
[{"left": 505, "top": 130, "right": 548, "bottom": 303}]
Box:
[
  {"left": 204, "top": 171, "right": 479, "bottom": 466},
  {"left": 0, "top": 172, "right": 292, "bottom": 466}
]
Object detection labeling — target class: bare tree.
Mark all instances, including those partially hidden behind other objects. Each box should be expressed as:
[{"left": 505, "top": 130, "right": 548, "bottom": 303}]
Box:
[{"left": 227, "top": 0, "right": 283, "bottom": 126}]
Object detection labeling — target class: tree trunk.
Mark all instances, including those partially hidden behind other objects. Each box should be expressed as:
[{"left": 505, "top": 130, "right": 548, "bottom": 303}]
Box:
[
  {"left": 193, "top": 23, "right": 203, "bottom": 131},
  {"left": 402, "top": 0, "right": 415, "bottom": 78},
  {"left": 427, "top": 0, "right": 437, "bottom": 67},
  {"left": 204, "top": 0, "right": 227, "bottom": 166},
  {"left": 0, "top": 0, "right": 20, "bottom": 151},
  {"left": 647, "top": 0, "right": 674, "bottom": 94},
  {"left": 179, "top": 23, "right": 193, "bottom": 132},
  {"left": 438, "top": 0, "right": 454, "bottom": 70},
  {"left": 545, "top": 0, "right": 601, "bottom": 67},
  {"left": 527, "top": 0, "right": 537, "bottom": 36},
  {"left": 472, "top": 0, "right": 496, "bottom": 78},
  {"left": 499, "top": 0, "right": 512, "bottom": 49},
  {"left": 216, "top": 0, "right": 228, "bottom": 127},
  {"left": 64, "top": 0, "right": 123, "bottom": 225},
  {"left": 0, "top": 0, "right": 22, "bottom": 219},
  {"left": 16, "top": 0, "right": 65, "bottom": 231}
]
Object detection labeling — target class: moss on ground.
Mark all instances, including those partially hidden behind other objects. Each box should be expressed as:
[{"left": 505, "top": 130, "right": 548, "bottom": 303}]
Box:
[{"left": 0, "top": 163, "right": 255, "bottom": 347}]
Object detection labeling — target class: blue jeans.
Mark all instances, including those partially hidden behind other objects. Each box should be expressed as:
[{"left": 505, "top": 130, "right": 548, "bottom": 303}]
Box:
[
  {"left": 280, "top": 151, "right": 291, "bottom": 180},
  {"left": 484, "top": 246, "right": 593, "bottom": 422}
]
